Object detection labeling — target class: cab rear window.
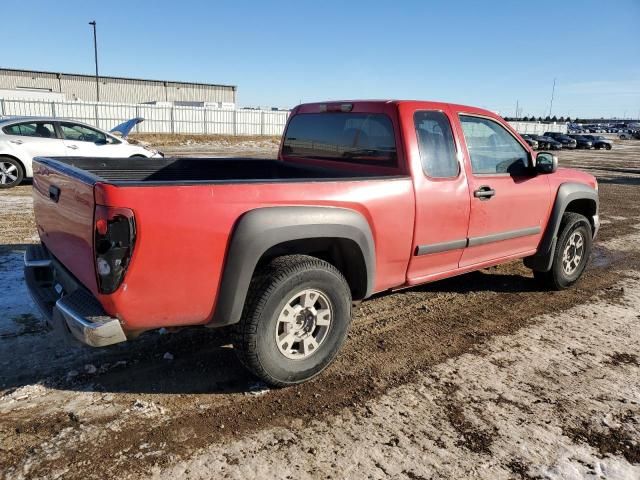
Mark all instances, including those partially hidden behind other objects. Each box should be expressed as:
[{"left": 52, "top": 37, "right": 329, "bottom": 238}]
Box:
[{"left": 282, "top": 113, "right": 397, "bottom": 166}]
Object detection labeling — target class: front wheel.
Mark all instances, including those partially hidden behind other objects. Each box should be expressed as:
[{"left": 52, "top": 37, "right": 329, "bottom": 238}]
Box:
[
  {"left": 234, "top": 255, "right": 352, "bottom": 387},
  {"left": 533, "top": 212, "right": 592, "bottom": 290}
]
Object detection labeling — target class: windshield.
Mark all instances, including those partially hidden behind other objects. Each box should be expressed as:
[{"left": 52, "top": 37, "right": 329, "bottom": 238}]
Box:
[{"left": 282, "top": 113, "right": 397, "bottom": 166}]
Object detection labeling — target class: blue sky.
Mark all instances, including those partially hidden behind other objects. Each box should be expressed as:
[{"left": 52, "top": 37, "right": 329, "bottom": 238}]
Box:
[{"left": 3, "top": 0, "right": 639, "bottom": 118}]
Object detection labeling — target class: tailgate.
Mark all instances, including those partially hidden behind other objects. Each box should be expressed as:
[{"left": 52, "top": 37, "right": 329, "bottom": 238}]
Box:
[{"left": 32, "top": 158, "right": 98, "bottom": 294}]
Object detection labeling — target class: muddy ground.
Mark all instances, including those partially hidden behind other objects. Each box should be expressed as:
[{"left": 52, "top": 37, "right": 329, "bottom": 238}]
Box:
[{"left": 1, "top": 138, "right": 639, "bottom": 479}]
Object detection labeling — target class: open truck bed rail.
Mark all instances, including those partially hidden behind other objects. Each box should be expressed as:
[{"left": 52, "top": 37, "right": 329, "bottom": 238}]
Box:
[{"left": 35, "top": 156, "right": 403, "bottom": 186}]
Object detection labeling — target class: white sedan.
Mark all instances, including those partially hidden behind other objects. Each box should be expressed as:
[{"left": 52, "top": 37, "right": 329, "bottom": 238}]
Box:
[{"left": 0, "top": 116, "right": 162, "bottom": 188}]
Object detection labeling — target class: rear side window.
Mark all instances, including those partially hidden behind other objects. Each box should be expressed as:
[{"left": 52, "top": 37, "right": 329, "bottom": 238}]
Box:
[
  {"left": 414, "top": 111, "right": 459, "bottom": 178},
  {"left": 282, "top": 113, "right": 397, "bottom": 166},
  {"left": 3, "top": 122, "right": 56, "bottom": 138},
  {"left": 460, "top": 115, "right": 529, "bottom": 175}
]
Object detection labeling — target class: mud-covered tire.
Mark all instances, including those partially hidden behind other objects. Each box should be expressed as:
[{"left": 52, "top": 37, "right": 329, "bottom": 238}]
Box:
[
  {"left": 534, "top": 212, "right": 592, "bottom": 290},
  {"left": 233, "top": 254, "right": 352, "bottom": 387},
  {"left": 0, "top": 157, "right": 24, "bottom": 189}
]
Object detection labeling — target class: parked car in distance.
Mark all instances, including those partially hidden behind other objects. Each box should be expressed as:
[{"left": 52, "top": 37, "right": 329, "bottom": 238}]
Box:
[
  {"left": 25, "top": 100, "right": 600, "bottom": 387},
  {"left": 568, "top": 135, "right": 594, "bottom": 149},
  {"left": 520, "top": 134, "right": 539, "bottom": 149},
  {"left": 582, "top": 135, "right": 612, "bottom": 150},
  {"left": 618, "top": 131, "right": 639, "bottom": 140},
  {"left": 544, "top": 132, "right": 578, "bottom": 149},
  {"left": 537, "top": 135, "right": 563, "bottom": 150},
  {"left": 0, "top": 117, "right": 162, "bottom": 188},
  {"left": 524, "top": 134, "right": 562, "bottom": 150}
]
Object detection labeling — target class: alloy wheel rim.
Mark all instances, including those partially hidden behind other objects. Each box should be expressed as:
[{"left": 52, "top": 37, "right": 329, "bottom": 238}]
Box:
[
  {"left": 0, "top": 161, "right": 19, "bottom": 185},
  {"left": 562, "top": 231, "right": 585, "bottom": 275},
  {"left": 275, "top": 288, "right": 332, "bottom": 360}
]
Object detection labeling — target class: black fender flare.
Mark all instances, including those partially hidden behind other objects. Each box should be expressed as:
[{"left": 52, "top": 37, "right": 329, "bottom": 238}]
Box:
[
  {"left": 211, "top": 206, "right": 376, "bottom": 327},
  {"left": 524, "top": 182, "right": 598, "bottom": 272}
]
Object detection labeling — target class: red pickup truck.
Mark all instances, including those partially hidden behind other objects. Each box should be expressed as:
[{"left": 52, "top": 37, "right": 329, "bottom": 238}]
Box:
[{"left": 25, "top": 100, "right": 599, "bottom": 386}]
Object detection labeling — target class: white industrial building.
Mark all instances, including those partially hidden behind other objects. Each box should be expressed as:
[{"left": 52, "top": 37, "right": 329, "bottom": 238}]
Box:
[{"left": 0, "top": 67, "right": 236, "bottom": 107}]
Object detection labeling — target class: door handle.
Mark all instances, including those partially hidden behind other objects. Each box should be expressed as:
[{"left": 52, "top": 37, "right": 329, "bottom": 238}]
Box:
[
  {"left": 49, "top": 185, "right": 61, "bottom": 203},
  {"left": 9, "top": 139, "right": 23, "bottom": 145},
  {"left": 474, "top": 185, "right": 496, "bottom": 200},
  {"left": 66, "top": 145, "right": 79, "bottom": 150}
]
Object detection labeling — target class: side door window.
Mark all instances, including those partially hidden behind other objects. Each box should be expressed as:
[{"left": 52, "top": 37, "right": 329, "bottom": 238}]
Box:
[
  {"left": 414, "top": 111, "right": 459, "bottom": 178},
  {"left": 459, "top": 115, "right": 529, "bottom": 175},
  {"left": 60, "top": 123, "right": 107, "bottom": 144},
  {"left": 3, "top": 122, "right": 56, "bottom": 139}
]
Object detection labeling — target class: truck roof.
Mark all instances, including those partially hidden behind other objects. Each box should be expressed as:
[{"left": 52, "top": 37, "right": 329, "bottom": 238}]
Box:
[{"left": 294, "top": 100, "right": 497, "bottom": 117}]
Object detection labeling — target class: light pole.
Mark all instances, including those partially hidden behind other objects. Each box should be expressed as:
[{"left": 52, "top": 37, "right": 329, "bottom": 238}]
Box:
[
  {"left": 89, "top": 20, "right": 99, "bottom": 102},
  {"left": 548, "top": 78, "right": 556, "bottom": 118}
]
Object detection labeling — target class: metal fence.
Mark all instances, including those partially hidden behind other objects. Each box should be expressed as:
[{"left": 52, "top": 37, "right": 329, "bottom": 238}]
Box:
[
  {"left": 0, "top": 98, "right": 289, "bottom": 136},
  {"left": 0, "top": 98, "right": 567, "bottom": 137}
]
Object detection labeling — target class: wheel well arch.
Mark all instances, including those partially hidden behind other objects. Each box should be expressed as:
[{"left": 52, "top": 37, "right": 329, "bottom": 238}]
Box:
[
  {"left": 258, "top": 237, "right": 368, "bottom": 301},
  {"left": 565, "top": 198, "right": 597, "bottom": 231},
  {"left": 210, "top": 206, "right": 375, "bottom": 327},
  {"left": 524, "top": 182, "right": 598, "bottom": 272},
  {"left": 0, "top": 154, "right": 27, "bottom": 177}
]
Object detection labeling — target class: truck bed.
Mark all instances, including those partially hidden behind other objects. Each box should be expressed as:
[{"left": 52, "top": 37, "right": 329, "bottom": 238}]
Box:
[{"left": 39, "top": 156, "right": 399, "bottom": 185}]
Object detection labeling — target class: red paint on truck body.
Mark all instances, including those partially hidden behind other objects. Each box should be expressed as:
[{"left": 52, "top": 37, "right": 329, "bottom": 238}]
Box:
[{"left": 94, "top": 177, "right": 416, "bottom": 328}]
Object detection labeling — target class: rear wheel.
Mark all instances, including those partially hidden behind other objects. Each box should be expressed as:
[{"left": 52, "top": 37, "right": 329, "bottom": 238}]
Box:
[
  {"left": 605, "top": 144, "right": 612, "bottom": 150},
  {"left": 533, "top": 212, "right": 592, "bottom": 290},
  {"left": 0, "top": 157, "right": 24, "bottom": 189},
  {"left": 233, "top": 255, "right": 352, "bottom": 387}
]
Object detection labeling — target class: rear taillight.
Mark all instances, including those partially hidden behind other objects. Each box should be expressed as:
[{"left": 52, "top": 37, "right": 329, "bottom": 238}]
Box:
[{"left": 94, "top": 205, "right": 136, "bottom": 294}]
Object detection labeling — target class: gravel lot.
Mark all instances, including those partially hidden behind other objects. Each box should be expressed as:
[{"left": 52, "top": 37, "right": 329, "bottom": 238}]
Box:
[{"left": 1, "top": 138, "right": 639, "bottom": 479}]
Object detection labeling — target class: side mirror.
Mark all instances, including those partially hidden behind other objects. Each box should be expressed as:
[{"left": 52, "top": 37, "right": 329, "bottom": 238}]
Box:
[{"left": 535, "top": 152, "right": 558, "bottom": 174}]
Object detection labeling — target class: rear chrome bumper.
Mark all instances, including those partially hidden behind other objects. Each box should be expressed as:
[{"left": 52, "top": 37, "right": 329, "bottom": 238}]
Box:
[{"left": 24, "top": 244, "right": 127, "bottom": 347}]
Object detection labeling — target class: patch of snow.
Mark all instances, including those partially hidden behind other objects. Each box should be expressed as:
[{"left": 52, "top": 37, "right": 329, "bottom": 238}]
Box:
[
  {"left": 0, "top": 195, "right": 33, "bottom": 215},
  {"left": 131, "top": 399, "right": 167, "bottom": 417}
]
